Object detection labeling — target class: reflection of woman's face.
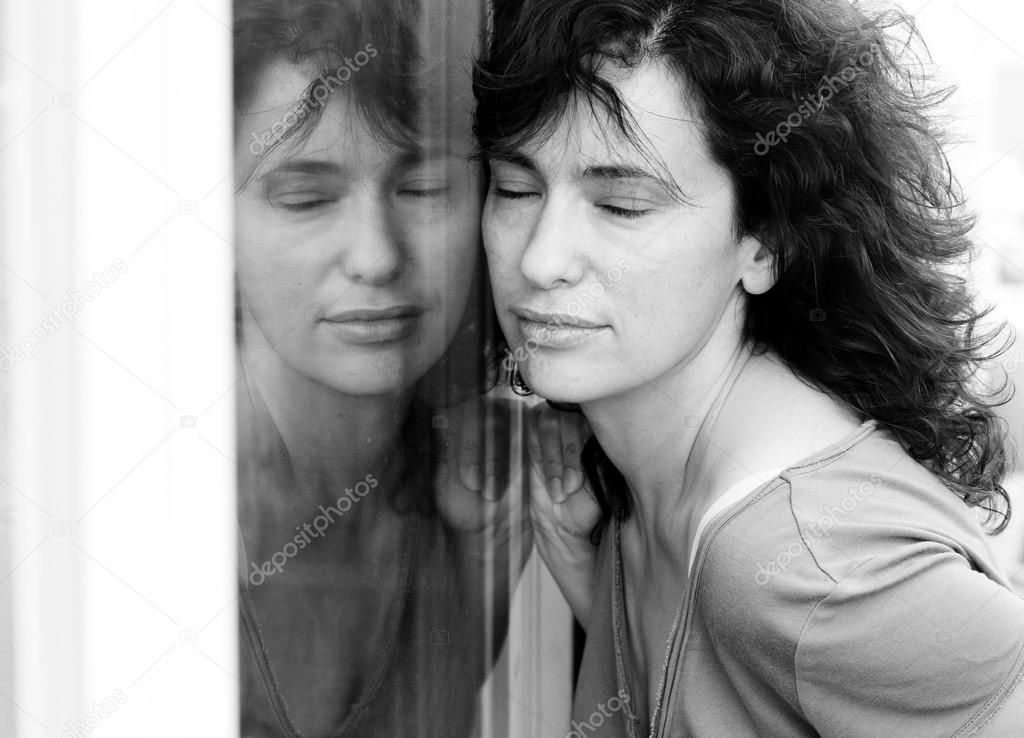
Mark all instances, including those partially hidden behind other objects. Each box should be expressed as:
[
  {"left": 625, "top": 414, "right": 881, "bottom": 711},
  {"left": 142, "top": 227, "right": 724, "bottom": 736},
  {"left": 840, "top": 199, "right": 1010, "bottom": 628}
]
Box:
[
  {"left": 482, "top": 61, "right": 762, "bottom": 405},
  {"left": 235, "top": 62, "right": 481, "bottom": 396}
]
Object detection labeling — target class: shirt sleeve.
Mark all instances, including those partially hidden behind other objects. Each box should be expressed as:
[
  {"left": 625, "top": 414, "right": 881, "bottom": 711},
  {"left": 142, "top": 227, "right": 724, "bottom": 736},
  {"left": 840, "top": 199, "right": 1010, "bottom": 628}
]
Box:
[{"left": 793, "top": 539, "right": 1024, "bottom": 737}]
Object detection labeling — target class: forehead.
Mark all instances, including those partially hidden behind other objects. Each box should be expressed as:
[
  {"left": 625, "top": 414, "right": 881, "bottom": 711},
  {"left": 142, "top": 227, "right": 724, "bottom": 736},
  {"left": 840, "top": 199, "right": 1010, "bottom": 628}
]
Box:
[
  {"left": 236, "top": 60, "right": 476, "bottom": 180},
  {"left": 512, "top": 60, "right": 723, "bottom": 191}
]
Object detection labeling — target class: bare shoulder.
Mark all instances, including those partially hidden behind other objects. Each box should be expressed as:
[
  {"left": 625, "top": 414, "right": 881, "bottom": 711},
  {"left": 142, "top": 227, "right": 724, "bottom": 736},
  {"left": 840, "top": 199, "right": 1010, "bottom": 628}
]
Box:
[{"left": 706, "top": 350, "right": 863, "bottom": 490}]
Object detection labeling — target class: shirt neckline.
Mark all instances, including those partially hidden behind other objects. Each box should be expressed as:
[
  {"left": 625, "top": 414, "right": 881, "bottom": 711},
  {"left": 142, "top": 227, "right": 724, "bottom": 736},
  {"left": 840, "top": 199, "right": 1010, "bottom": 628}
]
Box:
[
  {"left": 239, "top": 509, "right": 420, "bottom": 738},
  {"left": 610, "top": 417, "right": 880, "bottom": 737}
]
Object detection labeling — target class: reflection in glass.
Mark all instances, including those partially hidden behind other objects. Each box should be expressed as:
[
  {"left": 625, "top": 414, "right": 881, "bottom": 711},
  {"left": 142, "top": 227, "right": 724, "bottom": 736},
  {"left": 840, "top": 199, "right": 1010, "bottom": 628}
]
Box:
[{"left": 232, "top": 1, "right": 516, "bottom": 735}]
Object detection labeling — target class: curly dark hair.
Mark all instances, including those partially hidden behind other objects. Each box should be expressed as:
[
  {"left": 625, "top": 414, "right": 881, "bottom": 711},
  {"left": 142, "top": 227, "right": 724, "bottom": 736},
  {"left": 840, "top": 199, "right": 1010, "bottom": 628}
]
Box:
[
  {"left": 234, "top": 0, "right": 478, "bottom": 188},
  {"left": 474, "top": 0, "right": 1012, "bottom": 535}
]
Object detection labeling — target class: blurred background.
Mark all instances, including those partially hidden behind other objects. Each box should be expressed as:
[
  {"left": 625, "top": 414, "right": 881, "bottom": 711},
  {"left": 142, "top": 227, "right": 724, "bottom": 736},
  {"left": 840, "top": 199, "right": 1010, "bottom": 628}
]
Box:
[
  {"left": 913, "top": 1, "right": 1024, "bottom": 578},
  {"left": 0, "top": 0, "right": 1021, "bottom": 736}
]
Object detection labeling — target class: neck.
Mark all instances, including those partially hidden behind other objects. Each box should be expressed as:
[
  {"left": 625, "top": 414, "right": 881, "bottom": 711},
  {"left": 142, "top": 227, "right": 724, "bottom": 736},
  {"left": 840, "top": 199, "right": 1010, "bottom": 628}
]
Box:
[
  {"left": 580, "top": 307, "right": 751, "bottom": 535},
  {"left": 238, "top": 319, "right": 415, "bottom": 511}
]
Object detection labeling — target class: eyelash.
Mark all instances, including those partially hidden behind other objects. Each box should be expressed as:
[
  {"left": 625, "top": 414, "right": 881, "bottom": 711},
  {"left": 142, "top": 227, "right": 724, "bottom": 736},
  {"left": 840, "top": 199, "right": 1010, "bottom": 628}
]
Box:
[
  {"left": 599, "top": 204, "right": 650, "bottom": 220},
  {"left": 494, "top": 187, "right": 538, "bottom": 200},
  {"left": 277, "top": 199, "right": 333, "bottom": 212},
  {"left": 399, "top": 187, "right": 449, "bottom": 199},
  {"left": 496, "top": 187, "right": 650, "bottom": 221},
  {"left": 271, "top": 185, "right": 450, "bottom": 214}
]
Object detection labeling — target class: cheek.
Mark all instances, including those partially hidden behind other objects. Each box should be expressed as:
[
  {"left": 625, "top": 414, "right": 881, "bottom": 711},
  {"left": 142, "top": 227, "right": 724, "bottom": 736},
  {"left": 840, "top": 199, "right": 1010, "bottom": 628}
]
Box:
[
  {"left": 481, "top": 245, "right": 518, "bottom": 312},
  {"left": 234, "top": 230, "right": 321, "bottom": 334},
  {"left": 237, "top": 266, "right": 306, "bottom": 335},
  {"left": 481, "top": 201, "right": 528, "bottom": 268},
  {"left": 614, "top": 252, "right": 726, "bottom": 339},
  {"left": 236, "top": 238, "right": 315, "bottom": 306},
  {"left": 413, "top": 213, "right": 477, "bottom": 279},
  {"left": 481, "top": 236, "right": 525, "bottom": 310},
  {"left": 410, "top": 228, "right": 478, "bottom": 326}
]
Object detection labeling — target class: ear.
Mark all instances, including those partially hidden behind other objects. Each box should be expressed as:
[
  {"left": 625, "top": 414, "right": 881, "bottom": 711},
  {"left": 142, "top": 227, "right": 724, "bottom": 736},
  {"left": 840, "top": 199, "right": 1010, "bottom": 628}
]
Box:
[{"left": 737, "top": 233, "right": 776, "bottom": 295}]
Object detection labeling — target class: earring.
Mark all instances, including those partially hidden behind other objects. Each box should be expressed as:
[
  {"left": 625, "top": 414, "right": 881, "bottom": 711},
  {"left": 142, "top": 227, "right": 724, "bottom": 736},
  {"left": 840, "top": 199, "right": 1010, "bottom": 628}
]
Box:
[{"left": 508, "top": 360, "right": 533, "bottom": 397}]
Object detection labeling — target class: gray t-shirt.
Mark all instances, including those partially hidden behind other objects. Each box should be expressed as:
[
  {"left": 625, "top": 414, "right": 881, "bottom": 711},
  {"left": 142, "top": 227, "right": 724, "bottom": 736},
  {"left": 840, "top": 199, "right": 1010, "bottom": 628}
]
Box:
[{"left": 571, "top": 421, "right": 1024, "bottom": 737}]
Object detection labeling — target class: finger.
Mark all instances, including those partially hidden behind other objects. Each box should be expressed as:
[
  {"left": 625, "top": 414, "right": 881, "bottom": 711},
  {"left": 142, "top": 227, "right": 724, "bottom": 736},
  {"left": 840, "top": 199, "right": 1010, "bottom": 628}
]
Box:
[
  {"left": 457, "top": 399, "right": 484, "bottom": 492},
  {"left": 538, "top": 406, "right": 567, "bottom": 502},
  {"left": 524, "top": 403, "right": 553, "bottom": 508},
  {"left": 525, "top": 403, "right": 544, "bottom": 468},
  {"left": 435, "top": 412, "right": 457, "bottom": 463},
  {"left": 559, "top": 412, "right": 586, "bottom": 496}
]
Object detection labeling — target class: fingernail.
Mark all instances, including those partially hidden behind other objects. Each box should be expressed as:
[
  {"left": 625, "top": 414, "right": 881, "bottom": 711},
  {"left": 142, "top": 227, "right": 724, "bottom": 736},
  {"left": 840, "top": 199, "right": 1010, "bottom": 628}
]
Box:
[{"left": 548, "top": 477, "right": 564, "bottom": 503}]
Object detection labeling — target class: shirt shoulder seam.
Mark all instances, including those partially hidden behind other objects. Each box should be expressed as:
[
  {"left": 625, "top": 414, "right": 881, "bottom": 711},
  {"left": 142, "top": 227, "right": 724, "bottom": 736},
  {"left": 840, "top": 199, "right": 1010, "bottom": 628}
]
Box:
[{"left": 953, "top": 637, "right": 1024, "bottom": 737}]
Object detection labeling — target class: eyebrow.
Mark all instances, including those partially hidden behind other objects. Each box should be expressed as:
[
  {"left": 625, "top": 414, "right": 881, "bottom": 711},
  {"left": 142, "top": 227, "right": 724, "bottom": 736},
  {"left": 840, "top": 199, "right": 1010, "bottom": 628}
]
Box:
[
  {"left": 582, "top": 164, "right": 676, "bottom": 194},
  {"left": 258, "top": 143, "right": 460, "bottom": 182},
  {"left": 258, "top": 159, "right": 343, "bottom": 181},
  {"left": 489, "top": 153, "right": 677, "bottom": 193},
  {"left": 487, "top": 151, "right": 540, "bottom": 172}
]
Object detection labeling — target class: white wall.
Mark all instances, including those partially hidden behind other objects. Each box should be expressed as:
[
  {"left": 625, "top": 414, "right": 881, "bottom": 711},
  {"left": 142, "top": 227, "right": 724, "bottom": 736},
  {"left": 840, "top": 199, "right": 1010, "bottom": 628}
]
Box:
[{"left": 0, "top": 2, "right": 237, "bottom": 736}]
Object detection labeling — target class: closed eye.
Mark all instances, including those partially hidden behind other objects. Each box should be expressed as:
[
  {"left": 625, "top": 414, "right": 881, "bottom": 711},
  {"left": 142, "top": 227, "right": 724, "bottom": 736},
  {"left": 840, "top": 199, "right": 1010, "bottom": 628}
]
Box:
[
  {"left": 494, "top": 186, "right": 539, "bottom": 200},
  {"left": 598, "top": 204, "right": 651, "bottom": 220},
  {"left": 399, "top": 187, "right": 449, "bottom": 198},
  {"left": 270, "top": 193, "right": 336, "bottom": 212},
  {"left": 397, "top": 178, "right": 451, "bottom": 199}
]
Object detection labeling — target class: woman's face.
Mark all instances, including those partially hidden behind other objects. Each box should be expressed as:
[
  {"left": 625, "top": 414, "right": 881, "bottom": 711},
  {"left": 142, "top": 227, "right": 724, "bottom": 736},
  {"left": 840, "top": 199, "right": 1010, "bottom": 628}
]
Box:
[
  {"left": 235, "top": 62, "right": 481, "bottom": 396},
  {"left": 482, "top": 60, "right": 769, "bottom": 405}
]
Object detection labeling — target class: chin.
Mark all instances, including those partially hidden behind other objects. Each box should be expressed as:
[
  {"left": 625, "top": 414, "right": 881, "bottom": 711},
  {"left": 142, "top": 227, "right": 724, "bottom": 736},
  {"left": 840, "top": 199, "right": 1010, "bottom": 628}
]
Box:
[
  {"left": 313, "top": 354, "right": 433, "bottom": 397},
  {"left": 327, "top": 373, "right": 421, "bottom": 397},
  {"left": 519, "top": 356, "right": 605, "bottom": 405}
]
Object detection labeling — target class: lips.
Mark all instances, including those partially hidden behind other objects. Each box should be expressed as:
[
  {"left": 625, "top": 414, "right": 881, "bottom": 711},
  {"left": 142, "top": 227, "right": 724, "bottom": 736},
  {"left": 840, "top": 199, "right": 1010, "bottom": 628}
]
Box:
[
  {"left": 321, "top": 305, "right": 424, "bottom": 344},
  {"left": 324, "top": 305, "right": 424, "bottom": 322},
  {"left": 510, "top": 306, "right": 608, "bottom": 349},
  {"left": 511, "top": 306, "right": 605, "bottom": 329}
]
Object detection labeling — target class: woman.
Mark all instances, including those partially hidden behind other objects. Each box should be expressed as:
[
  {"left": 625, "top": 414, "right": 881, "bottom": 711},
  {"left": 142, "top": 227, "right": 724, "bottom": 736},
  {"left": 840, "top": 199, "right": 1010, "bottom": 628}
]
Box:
[
  {"left": 477, "top": 0, "right": 1024, "bottom": 735},
  {"left": 234, "top": 1, "right": 525, "bottom": 736}
]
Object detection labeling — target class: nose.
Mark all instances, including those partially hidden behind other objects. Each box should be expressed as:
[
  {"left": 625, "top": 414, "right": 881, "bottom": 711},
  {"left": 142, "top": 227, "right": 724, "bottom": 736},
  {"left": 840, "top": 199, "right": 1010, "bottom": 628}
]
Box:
[
  {"left": 518, "top": 197, "right": 583, "bottom": 290},
  {"left": 341, "top": 191, "right": 403, "bottom": 285}
]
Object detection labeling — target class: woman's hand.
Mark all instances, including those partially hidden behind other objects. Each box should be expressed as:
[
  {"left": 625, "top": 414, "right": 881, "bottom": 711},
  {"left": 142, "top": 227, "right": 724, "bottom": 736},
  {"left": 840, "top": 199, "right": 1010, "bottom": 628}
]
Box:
[
  {"left": 525, "top": 403, "right": 601, "bottom": 630},
  {"left": 432, "top": 395, "right": 532, "bottom": 664},
  {"left": 434, "top": 397, "right": 601, "bottom": 629},
  {"left": 434, "top": 396, "right": 532, "bottom": 564}
]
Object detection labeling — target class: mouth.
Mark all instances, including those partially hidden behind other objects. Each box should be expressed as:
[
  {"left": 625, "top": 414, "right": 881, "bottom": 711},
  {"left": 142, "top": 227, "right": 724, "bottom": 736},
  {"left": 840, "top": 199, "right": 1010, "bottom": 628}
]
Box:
[
  {"left": 510, "top": 306, "right": 608, "bottom": 349},
  {"left": 321, "top": 305, "right": 425, "bottom": 344}
]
